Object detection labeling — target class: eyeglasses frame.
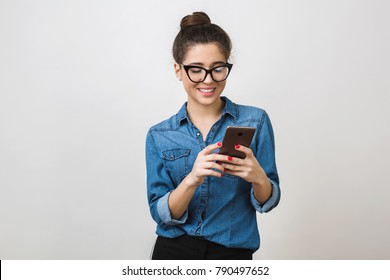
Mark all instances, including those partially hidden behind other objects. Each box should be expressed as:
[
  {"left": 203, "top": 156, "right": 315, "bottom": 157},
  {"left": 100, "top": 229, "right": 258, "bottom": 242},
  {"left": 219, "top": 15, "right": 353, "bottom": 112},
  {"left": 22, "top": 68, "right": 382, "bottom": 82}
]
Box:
[{"left": 181, "top": 63, "right": 233, "bottom": 83}]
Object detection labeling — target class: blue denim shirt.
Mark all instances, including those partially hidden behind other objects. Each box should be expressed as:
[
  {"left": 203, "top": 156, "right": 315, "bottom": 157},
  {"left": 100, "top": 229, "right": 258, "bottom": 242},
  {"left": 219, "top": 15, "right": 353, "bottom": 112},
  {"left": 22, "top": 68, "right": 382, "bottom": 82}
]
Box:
[{"left": 145, "top": 97, "right": 280, "bottom": 251}]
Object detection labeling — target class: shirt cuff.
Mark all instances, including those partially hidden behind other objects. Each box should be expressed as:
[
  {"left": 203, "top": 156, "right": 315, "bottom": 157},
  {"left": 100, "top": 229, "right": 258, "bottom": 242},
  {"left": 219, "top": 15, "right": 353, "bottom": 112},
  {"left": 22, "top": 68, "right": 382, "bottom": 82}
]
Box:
[
  {"left": 157, "top": 192, "right": 188, "bottom": 225},
  {"left": 250, "top": 179, "right": 280, "bottom": 213}
]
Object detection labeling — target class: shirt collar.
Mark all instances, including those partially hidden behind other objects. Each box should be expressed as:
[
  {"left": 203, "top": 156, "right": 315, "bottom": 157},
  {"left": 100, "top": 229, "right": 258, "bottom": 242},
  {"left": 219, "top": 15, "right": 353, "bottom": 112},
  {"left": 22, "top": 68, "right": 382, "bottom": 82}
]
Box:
[
  {"left": 176, "top": 96, "right": 238, "bottom": 127},
  {"left": 221, "top": 96, "right": 239, "bottom": 119}
]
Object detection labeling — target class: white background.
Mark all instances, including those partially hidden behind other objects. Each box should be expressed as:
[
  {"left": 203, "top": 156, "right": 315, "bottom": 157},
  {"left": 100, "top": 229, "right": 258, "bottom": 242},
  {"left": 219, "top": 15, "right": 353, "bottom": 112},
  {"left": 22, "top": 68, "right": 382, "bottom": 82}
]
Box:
[{"left": 1, "top": 0, "right": 389, "bottom": 259}]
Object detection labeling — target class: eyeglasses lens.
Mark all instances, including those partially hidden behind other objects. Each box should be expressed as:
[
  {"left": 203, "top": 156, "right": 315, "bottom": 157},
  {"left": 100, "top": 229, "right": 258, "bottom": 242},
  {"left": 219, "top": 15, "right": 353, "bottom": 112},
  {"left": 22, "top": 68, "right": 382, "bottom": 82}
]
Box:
[{"left": 188, "top": 66, "right": 229, "bottom": 82}]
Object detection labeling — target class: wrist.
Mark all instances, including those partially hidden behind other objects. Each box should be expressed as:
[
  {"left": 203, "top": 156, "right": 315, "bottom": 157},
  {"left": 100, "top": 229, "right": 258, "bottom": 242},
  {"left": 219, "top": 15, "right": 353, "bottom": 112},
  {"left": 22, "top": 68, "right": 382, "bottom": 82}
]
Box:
[
  {"left": 252, "top": 165, "right": 269, "bottom": 185},
  {"left": 183, "top": 173, "right": 201, "bottom": 189},
  {"left": 252, "top": 173, "right": 270, "bottom": 188}
]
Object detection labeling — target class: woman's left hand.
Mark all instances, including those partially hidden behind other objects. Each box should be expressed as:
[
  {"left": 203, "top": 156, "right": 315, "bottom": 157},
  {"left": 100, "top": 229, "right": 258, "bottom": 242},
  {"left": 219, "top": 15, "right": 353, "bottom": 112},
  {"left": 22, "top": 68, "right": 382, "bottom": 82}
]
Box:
[
  {"left": 220, "top": 145, "right": 266, "bottom": 184},
  {"left": 220, "top": 144, "right": 272, "bottom": 204}
]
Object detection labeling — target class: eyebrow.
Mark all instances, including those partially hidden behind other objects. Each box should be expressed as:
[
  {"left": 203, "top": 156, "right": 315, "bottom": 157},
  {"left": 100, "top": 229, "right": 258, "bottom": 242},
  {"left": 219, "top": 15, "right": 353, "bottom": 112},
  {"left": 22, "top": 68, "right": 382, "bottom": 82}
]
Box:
[{"left": 187, "top": 61, "right": 226, "bottom": 67}]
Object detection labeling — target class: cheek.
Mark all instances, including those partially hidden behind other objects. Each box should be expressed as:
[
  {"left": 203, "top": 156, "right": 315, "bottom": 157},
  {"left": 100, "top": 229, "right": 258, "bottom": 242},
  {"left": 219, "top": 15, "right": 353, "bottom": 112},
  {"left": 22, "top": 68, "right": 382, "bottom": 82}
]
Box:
[
  {"left": 217, "top": 81, "right": 227, "bottom": 92},
  {"left": 182, "top": 80, "right": 196, "bottom": 94}
]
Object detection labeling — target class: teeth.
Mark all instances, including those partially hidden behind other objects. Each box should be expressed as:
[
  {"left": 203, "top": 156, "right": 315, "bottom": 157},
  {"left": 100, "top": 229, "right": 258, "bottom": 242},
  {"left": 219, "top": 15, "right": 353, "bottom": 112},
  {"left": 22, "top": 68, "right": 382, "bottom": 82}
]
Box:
[{"left": 199, "top": 88, "right": 214, "bottom": 93}]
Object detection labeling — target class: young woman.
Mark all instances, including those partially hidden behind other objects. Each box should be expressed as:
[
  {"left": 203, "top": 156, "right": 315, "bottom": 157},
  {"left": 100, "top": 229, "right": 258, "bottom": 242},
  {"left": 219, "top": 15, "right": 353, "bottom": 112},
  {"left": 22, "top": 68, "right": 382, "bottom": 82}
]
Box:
[{"left": 146, "top": 12, "right": 280, "bottom": 260}]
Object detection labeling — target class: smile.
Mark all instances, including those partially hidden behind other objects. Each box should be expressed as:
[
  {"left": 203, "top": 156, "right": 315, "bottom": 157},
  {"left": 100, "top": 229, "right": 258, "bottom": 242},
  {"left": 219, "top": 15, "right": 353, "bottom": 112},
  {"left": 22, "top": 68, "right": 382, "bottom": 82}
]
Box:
[{"left": 198, "top": 88, "right": 215, "bottom": 93}]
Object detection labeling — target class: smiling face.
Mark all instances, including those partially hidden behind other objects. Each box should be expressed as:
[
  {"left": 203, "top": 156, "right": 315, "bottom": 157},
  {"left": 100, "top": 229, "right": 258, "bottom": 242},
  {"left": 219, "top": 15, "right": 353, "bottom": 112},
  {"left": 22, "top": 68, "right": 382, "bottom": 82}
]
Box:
[{"left": 174, "top": 43, "right": 228, "bottom": 109}]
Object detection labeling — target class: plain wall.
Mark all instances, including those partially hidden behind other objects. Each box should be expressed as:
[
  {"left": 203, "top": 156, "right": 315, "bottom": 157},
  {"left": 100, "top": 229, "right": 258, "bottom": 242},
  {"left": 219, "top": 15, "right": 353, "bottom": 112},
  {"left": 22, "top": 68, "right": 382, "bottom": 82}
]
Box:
[{"left": 0, "top": 0, "right": 389, "bottom": 259}]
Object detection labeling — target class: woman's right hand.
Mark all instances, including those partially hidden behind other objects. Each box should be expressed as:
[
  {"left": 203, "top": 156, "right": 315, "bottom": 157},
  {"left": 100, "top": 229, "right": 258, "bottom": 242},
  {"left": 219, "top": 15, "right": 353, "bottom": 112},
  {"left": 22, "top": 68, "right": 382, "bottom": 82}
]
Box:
[
  {"left": 168, "top": 142, "right": 225, "bottom": 220},
  {"left": 186, "top": 142, "right": 225, "bottom": 186}
]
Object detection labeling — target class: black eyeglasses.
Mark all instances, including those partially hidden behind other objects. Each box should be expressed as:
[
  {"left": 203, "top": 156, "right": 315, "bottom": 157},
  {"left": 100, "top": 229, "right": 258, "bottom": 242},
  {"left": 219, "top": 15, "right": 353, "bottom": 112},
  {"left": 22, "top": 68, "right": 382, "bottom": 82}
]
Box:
[{"left": 181, "top": 63, "right": 233, "bottom": 83}]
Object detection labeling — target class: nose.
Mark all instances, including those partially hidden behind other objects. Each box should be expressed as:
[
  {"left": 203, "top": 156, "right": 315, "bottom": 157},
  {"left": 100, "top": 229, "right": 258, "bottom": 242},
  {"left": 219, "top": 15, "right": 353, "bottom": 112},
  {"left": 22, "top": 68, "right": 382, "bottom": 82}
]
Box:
[{"left": 203, "top": 72, "right": 214, "bottom": 84}]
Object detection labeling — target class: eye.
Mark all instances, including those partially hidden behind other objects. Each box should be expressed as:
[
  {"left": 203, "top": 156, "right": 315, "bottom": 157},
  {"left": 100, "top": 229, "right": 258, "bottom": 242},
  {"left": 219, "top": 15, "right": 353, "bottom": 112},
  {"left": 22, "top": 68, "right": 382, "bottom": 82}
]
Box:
[
  {"left": 213, "top": 66, "right": 225, "bottom": 73},
  {"left": 189, "top": 68, "right": 203, "bottom": 74}
]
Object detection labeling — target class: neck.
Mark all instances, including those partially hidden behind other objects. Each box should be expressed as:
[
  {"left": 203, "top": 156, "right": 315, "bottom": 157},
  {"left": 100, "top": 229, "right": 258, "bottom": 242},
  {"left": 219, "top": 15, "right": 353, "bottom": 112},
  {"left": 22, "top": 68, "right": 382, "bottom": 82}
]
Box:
[
  {"left": 186, "top": 97, "right": 224, "bottom": 141},
  {"left": 186, "top": 97, "right": 224, "bottom": 126}
]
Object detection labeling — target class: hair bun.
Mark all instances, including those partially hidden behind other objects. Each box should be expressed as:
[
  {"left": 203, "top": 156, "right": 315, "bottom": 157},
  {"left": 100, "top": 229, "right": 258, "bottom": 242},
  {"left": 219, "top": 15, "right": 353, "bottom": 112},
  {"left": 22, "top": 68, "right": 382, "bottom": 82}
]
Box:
[{"left": 180, "top": 12, "right": 211, "bottom": 29}]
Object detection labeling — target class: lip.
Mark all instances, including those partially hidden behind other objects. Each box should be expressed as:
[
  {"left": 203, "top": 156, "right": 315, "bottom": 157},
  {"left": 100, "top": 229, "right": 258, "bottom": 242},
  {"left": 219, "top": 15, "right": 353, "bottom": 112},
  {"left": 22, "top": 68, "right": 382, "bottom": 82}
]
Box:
[{"left": 197, "top": 87, "right": 216, "bottom": 97}]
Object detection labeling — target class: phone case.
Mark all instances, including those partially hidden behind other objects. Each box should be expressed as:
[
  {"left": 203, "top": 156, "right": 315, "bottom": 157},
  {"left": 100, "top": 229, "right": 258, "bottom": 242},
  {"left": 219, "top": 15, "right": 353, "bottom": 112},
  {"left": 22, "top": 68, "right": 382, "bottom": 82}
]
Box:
[{"left": 218, "top": 126, "right": 256, "bottom": 159}]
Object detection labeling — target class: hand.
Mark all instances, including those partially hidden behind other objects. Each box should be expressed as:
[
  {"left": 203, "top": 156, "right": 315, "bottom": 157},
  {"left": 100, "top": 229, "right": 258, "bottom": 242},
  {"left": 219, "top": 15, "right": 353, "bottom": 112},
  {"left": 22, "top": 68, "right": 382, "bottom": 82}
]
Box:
[
  {"left": 186, "top": 142, "right": 225, "bottom": 186},
  {"left": 220, "top": 145, "right": 267, "bottom": 185}
]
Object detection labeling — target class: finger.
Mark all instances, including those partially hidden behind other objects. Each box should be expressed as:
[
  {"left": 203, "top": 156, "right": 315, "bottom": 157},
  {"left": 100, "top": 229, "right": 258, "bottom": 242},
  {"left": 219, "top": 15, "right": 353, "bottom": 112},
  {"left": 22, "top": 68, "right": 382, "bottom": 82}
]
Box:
[
  {"left": 221, "top": 162, "right": 241, "bottom": 172},
  {"left": 218, "top": 154, "right": 243, "bottom": 165},
  {"left": 200, "top": 161, "right": 225, "bottom": 173},
  {"left": 205, "top": 152, "right": 230, "bottom": 162},
  {"left": 201, "top": 142, "right": 222, "bottom": 155},
  {"left": 234, "top": 144, "right": 254, "bottom": 158},
  {"left": 200, "top": 168, "right": 224, "bottom": 178},
  {"left": 222, "top": 169, "right": 242, "bottom": 178},
  {"left": 221, "top": 169, "right": 235, "bottom": 176},
  {"left": 211, "top": 170, "right": 225, "bottom": 178}
]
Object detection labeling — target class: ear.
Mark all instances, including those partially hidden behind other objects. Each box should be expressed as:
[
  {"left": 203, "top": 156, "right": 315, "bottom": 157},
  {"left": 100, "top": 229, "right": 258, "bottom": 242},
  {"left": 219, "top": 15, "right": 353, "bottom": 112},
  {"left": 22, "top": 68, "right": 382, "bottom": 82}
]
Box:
[{"left": 174, "top": 63, "right": 182, "bottom": 81}]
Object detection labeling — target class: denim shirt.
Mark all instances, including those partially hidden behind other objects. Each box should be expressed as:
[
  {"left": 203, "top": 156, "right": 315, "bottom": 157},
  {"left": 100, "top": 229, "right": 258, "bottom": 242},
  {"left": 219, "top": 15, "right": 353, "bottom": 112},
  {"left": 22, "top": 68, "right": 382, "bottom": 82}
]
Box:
[{"left": 145, "top": 97, "right": 280, "bottom": 251}]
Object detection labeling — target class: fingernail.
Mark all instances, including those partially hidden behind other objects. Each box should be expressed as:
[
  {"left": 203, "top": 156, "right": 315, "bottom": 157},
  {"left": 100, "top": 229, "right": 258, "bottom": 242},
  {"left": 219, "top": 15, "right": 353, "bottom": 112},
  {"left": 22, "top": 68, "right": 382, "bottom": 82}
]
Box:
[
  {"left": 228, "top": 156, "right": 233, "bottom": 161},
  {"left": 235, "top": 145, "right": 240, "bottom": 149},
  {"left": 220, "top": 173, "right": 224, "bottom": 177},
  {"left": 217, "top": 142, "right": 222, "bottom": 147}
]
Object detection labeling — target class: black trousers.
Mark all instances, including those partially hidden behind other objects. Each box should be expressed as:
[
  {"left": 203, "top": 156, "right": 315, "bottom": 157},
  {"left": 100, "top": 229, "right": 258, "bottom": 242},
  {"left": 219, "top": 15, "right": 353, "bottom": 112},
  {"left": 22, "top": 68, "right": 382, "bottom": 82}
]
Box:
[{"left": 152, "top": 235, "right": 253, "bottom": 260}]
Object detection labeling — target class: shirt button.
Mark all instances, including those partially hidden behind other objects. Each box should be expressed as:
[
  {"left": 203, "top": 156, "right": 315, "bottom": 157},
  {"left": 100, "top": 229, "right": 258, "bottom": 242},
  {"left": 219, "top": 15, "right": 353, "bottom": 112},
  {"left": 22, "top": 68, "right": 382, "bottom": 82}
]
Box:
[
  {"left": 198, "top": 221, "right": 202, "bottom": 226},
  {"left": 196, "top": 132, "right": 200, "bottom": 136}
]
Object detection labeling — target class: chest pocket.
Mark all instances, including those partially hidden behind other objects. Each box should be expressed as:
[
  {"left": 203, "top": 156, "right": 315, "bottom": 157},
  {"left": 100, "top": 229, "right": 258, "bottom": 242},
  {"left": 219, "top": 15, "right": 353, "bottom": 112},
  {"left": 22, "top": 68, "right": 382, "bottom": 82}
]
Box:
[{"left": 162, "top": 148, "right": 191, "bottom": 186}]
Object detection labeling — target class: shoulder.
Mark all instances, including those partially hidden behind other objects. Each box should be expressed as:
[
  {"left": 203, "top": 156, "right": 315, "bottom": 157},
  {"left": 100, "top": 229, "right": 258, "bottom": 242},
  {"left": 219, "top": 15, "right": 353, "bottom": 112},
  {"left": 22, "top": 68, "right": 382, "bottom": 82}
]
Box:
[
  {"left": 146, "top": 115, "right": 178, "bottom": 149},
  {"left": 148, "top": 102, "right": 187, "bottom": 135},
  {"left": 230, "top": 99, "right": 269, "bottom": 125},
  {"left": 148, "top": 114, "right": 178, "bottom": 133},
  {"left": 238, "top": 103, "right": 266, "bottom": 116}
]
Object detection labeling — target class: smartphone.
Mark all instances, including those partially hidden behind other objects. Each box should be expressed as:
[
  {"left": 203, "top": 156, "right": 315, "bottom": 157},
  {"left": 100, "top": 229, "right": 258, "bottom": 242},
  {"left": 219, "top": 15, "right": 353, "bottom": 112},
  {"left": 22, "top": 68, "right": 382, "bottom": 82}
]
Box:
[{"left": 218, "top": 126, "right": 256, "bottom": 159}]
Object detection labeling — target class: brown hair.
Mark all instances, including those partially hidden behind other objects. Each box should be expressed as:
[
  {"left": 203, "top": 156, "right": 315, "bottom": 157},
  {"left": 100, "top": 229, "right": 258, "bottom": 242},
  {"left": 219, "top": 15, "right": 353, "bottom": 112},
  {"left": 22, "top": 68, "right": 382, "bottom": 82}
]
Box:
[{"left": 172, "top": 12, "right": 232, "bottom": 64}]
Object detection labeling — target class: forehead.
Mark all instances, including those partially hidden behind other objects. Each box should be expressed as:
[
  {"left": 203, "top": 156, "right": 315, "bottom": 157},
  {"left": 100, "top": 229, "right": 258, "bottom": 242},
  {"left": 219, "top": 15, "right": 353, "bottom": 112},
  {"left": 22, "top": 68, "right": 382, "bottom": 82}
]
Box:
[{"left": 183, "top": 43, "right": 226, "bottom": 65}]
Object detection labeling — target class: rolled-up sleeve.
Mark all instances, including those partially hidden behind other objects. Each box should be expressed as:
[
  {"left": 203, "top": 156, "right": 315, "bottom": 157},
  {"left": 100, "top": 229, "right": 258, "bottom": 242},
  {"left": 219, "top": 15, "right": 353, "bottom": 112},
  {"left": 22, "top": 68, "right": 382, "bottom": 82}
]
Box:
[
  {"left": 250, "top": 179, "right": 281, "bottom": 213},
  {"left": 157, "top": 192, "right": 188, "bottom": 225},
  {"left": 250, "top": 110, "right": 281, "bottom": 213},
  {"left": 146, "top": 130, "right": 188, "bottom": 226}
]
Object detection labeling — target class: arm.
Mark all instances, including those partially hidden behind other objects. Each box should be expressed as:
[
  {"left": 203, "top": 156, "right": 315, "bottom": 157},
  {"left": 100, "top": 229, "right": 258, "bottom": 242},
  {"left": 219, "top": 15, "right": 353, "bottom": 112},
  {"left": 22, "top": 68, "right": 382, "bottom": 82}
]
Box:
[
  {"left": 168, "top": 142, "right": 225, "bottom": 219},
  {"left": 221, "top": 145, "right": 273, "bottom": 204},
  {"left": 220, "top": 111, "right": 280, "bottom": 212},
  {"left": 251, "top": 166, "right": 273, "bottom": 205},
  {"left": 146, "top": 132, "right": 225, "bottom": 223},
  {"left": 146, "top": 132, "right": 181, "bottom": 225}
]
